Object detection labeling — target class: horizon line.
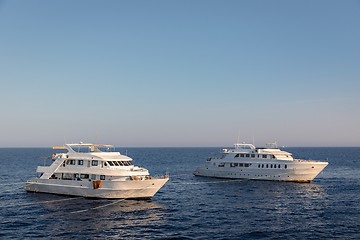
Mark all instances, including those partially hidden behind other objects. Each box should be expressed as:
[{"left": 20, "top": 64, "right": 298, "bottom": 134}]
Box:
[{"left": 0, "top": 145, "right": 359, "bottom": 148}]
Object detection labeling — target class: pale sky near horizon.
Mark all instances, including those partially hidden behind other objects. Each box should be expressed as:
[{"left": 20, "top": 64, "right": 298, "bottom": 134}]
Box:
[{"left": 0, "top": 0, "right": 359, "bottom": 147}]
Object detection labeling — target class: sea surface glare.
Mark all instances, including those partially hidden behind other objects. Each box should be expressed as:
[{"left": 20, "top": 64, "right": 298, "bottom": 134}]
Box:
[{"left": 0, "top": 147, "right": 359, "bottom": 239}]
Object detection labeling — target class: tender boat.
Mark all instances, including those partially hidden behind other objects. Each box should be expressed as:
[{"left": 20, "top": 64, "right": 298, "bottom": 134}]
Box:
[
  {"left": 24, "top": 143, "right": 169, "bottom": 199},
  {"left": 194, "top": 143, "right": 328, "bottom": 182}
]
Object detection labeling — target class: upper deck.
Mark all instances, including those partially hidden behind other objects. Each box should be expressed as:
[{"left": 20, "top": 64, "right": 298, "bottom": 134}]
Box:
[
  {"left": 221, "top": 143, "right": 293, "bottom": 160},
  {"left": 53, "top": 143, "right": 115, "bottom": 152},
  {"left": 52, "top": 143, "right": 132, "bottom": 161}
]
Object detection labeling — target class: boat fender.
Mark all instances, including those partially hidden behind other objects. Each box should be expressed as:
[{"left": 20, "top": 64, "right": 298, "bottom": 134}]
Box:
[{"left": 93, "top": 180, "right": 102, "bottom": 189}]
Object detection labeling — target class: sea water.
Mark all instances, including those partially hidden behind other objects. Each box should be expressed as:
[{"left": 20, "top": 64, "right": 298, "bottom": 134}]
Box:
[{"left": 0, "top": 147, "right": 359, "bottom": 239}]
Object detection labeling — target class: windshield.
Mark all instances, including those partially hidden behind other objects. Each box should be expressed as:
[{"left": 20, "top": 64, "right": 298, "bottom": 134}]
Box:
[{"left": 69, "top": 145, "right": 115, "bottom": 153}]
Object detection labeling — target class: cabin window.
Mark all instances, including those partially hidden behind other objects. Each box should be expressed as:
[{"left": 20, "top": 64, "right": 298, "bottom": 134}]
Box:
[
  {"left": 66, "top": 160, "right": 75, "bottom": 165},
  {"left": 251, "top": 154, "right": 255, "bottom": 158},
  {"left": 62, "top": 173, "right": 73, "bottom": 180},
  {"left": 262, "top": 164, "right": 264, "bottom": 168},
  {"left": 278, "top": 164, "right": 281, "bottom": 168},
  {"left": 78, "top": 160, "right": 83, "bottom": 165},
  {"left": 270, "top": 164, "right": 273, "bottom": 168},
  {"left": 258, "top": 164, "right": 261, "bottom": 168},
  {"left": 262, "top": 155, "right": 267, "bottom": 158},
  {"left": 234, "top": 154, "right": 239, "bottom": 158},
  {"left": 91, "top": 160, "right": 98, "bottom": 166},
  {"left": 245, "top": 163, "right": 249, "bottom": 167},
  {"left": 272, "top": 155, "right": 276, "bottom": 159},
  {"left": 274, "top": 164, "right": 277, "bottom": 168},
  {"left": 80, "top": 174, "right": 89, "bottom": 179},
  {"left": 100, "top": 175, "right": 105, "bottom": 180},
  {"left": 239, "top": 163, "right": 244, "bottom": 167},
  {"left": 91, "top": 174, "right": 96, "bottom": 180},
  {"left": 285, "top": 165, "right": 287, "bottom": 169},
  {"left": 107, "top": 161, "right": 114, "bottom": 166},
  {"left": 266, "top": 164, "right": 269, "bottom": 168},
  {"left": 240, "top": 154, "right": 245, "bottom": 157},
  {"left": 218, "top": 163, "right": 225, "bottom": 167},
  {"left": 246, "top": 154, "right": 250, "bottom": 158}
]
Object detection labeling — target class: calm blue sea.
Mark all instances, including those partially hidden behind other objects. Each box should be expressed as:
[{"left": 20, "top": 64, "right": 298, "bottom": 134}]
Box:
[{"left": 0, "top": 147, "right": 359, "bottom": 239}]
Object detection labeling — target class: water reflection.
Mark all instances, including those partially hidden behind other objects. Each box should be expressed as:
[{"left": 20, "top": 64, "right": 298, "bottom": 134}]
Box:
[{"left": 19, "top": 193, "right": 167, "bottom": 238}]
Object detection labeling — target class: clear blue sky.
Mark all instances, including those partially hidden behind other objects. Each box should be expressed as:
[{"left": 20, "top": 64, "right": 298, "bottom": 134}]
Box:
[{"left": 0, "top": 0, "right": 359, "bottom": 147}]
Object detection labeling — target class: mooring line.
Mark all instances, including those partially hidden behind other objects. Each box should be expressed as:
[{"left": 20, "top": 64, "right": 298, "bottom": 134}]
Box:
[
  {"left": 3, "top": 196, "right": 84, "bottom": 208},
  {"left": 172, "top": 179, "right": 244, "bottom": 185},
  {"left": 2, "top": 186, "right": 24, "bottom": 194},
  {"left": 70, "top": 199, "right": 127, "bottom": 214},
  {"left": 0, "top": 182, "right": 25, "bottom": 186}
]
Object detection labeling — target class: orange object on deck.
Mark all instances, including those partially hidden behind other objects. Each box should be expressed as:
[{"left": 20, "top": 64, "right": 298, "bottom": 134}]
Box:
[{"left": 92, "top": 180, "right": 102, "bottom": 189}]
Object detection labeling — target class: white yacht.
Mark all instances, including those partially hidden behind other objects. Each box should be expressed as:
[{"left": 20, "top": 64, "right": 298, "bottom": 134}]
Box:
[
  {"left": 24, "top": 143, "right": 169, "bottom": 199},
  {"left": 194, "top": 143, "right": 328, "bottom": 182}
]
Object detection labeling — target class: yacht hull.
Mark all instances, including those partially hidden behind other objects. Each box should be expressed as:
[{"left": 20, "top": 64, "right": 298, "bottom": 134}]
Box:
[
  {"left": 194, "top": 161, "right": 328, "bottom": 183},
  {"left": 24, "top": 178, "right": 169, "bottom": 199}
]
